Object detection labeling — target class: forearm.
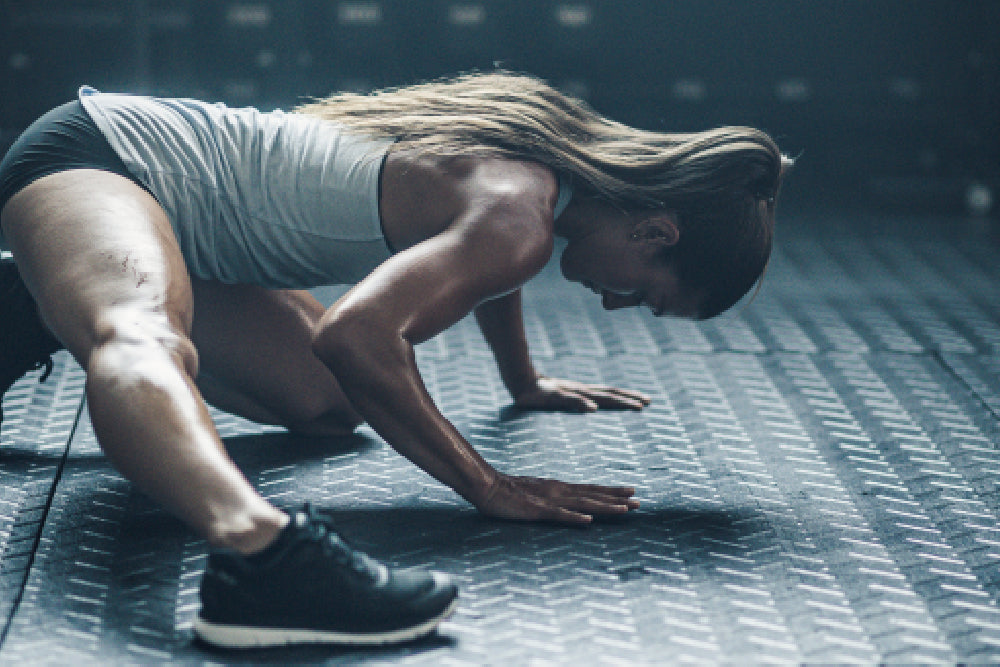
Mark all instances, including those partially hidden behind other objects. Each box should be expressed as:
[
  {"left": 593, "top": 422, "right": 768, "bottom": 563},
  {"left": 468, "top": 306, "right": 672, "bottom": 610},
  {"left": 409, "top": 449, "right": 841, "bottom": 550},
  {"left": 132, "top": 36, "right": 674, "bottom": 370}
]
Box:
[
  {"left": 474, "top": 290, "right": 539, "bottom": 397},
  {"left": 314, "top": 325, "right": 498, "bottom": 506}
]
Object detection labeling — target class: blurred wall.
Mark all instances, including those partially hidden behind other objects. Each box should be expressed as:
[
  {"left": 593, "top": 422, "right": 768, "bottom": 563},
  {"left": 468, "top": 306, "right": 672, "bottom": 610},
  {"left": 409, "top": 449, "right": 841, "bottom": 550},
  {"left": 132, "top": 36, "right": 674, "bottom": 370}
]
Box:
[{"left": 1, "top": 0, "right": 997, "bottom": 214}]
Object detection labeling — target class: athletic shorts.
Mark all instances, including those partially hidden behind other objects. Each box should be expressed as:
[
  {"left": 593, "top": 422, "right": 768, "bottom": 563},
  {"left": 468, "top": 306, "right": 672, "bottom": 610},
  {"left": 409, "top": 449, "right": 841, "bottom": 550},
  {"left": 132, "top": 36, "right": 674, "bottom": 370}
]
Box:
[{"left": 0, "top": 99, "right": 149, "bottom": 220}]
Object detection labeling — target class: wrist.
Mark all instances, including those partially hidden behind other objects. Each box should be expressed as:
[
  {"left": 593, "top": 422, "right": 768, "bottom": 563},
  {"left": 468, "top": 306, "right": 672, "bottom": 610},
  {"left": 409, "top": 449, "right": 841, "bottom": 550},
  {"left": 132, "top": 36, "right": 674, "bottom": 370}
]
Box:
[
  {"left": 505, "top": 368, "right": 541, "bottom": 400},
  {"left": 469, "top": 468, "right": 505, "bottom": 509}
]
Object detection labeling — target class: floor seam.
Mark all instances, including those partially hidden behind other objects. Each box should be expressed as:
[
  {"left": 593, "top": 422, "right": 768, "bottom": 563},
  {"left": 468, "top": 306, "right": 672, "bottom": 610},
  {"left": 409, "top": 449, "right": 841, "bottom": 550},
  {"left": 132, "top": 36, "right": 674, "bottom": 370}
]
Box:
[{"left": 0, "top": 396, "right": 85, "bottom": 649}]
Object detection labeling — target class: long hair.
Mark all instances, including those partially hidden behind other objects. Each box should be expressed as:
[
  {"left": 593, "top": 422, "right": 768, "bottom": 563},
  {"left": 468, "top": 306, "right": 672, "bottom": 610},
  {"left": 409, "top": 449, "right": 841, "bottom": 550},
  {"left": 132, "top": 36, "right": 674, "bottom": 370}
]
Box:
[{"left": 295, "top": 71, "right": 792, "bottom": 317}]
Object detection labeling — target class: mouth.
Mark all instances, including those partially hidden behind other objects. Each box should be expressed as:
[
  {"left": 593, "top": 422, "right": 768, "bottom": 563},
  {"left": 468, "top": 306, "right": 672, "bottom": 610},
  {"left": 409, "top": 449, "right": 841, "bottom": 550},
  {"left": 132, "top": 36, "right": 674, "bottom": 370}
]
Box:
[
  {"left": 601, "top": 289, "right": 637, "bottom": 310},
  {"left": 584, "top": 282, "right": 615, "bottom": 308},
  {"left": 599, "top": 289, "right": 650, "bottom": 312},
  {"left": 581, "top": 280, "right": 646, "bottom": 311}
]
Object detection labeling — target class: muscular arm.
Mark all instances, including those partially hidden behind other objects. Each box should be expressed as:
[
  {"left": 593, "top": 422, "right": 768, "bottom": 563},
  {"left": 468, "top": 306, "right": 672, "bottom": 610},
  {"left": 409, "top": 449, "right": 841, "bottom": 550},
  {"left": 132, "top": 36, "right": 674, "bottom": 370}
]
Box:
[
  {"left": 474, "top": 290, "right": 538, "bottom": 398},
  {"left": 314, "top": 219, "right": 533, "bottom": 507},
  {"left": 311, "top": 160, "right": 637, "bottom": 523},
  {"left": 476, "top": 284, "right": 651, "bottom": 414}
]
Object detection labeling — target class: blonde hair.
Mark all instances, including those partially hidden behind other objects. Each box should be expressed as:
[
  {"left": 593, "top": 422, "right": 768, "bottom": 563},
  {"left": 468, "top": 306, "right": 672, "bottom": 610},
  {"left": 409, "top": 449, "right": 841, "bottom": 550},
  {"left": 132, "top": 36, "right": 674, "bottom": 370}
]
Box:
[{"left": 296, "top": 71, "right": 792, "bottom": 316}]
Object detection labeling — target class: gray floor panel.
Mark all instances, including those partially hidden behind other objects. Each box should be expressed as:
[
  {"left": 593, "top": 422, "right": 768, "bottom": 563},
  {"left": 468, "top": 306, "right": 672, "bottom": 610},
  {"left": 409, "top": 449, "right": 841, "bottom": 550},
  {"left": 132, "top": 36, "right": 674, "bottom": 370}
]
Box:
[
  {"left": 1, "top": 213, "right": 999, "bottom": 664},
  {"left": 0, "top": 353, "right": 84, "bottom": 645}
]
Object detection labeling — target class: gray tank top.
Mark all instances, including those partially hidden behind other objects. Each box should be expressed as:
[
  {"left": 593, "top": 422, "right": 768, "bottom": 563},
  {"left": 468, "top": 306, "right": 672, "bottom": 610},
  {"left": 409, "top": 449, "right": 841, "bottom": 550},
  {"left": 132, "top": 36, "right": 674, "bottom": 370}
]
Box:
[
  {"left": 79, "top": 86, "right": 394, "bottom": 288},
  {"left": 78, "top": 87, "right": 574, "bottom": 289}
]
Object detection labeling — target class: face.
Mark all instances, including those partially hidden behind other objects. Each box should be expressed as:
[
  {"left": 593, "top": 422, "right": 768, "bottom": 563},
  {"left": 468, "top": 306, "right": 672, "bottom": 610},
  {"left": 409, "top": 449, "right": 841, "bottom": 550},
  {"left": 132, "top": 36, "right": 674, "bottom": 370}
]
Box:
[{"left": 559, "top": 213, "right": 704, "bottom": 319}]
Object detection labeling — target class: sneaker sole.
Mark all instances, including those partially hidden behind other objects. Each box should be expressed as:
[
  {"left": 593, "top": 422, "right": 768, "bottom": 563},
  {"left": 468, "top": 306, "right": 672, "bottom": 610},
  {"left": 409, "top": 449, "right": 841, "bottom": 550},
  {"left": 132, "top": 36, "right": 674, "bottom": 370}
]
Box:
[{"left": 193, "top": 597, "right": 458, "bottom": 649}]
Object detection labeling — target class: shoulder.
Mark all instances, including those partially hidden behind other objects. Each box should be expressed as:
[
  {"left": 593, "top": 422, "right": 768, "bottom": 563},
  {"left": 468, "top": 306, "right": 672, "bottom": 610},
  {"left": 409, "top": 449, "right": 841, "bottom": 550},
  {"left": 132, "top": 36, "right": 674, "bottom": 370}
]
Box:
[
  {"left": 383, "top": 150, "right": 559, "bottom": 221},
  {"left": 458, "top": 157, "right": 558, "bottom": 203},
  {"left": 380, "top": 151, "right": 558, "bottom": 271}
]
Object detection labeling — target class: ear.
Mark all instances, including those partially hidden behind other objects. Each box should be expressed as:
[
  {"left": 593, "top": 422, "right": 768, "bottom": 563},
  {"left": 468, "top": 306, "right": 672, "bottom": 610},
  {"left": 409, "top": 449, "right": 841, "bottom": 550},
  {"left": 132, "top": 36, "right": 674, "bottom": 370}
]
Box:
[{"left": 631, "top": 215, "right": 679, "bottom": 249}]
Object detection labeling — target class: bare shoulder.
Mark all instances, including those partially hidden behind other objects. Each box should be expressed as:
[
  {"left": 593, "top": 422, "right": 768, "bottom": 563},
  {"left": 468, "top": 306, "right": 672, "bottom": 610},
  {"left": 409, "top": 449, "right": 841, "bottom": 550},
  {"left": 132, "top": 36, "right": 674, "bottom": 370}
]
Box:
[{"left": 380, "top": 150, "right": 558, "bottom": 264}]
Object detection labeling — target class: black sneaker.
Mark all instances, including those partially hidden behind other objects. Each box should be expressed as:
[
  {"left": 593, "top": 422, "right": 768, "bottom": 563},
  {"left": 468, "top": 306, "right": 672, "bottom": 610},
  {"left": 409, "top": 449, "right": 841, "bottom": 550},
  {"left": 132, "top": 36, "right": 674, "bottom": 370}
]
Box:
[
  {"left": 194, "top": 504, "right": 458, "bottom": 648},
  {"left": 1, "top": 252, "right": 63, "bottom": 429}
]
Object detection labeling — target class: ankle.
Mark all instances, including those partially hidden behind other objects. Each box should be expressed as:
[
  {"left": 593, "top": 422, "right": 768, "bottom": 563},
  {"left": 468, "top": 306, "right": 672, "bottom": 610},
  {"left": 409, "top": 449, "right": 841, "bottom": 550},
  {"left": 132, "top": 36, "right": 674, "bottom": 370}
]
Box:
[{"left": 210, "top": 507, "right": 290, "bottom": 556}]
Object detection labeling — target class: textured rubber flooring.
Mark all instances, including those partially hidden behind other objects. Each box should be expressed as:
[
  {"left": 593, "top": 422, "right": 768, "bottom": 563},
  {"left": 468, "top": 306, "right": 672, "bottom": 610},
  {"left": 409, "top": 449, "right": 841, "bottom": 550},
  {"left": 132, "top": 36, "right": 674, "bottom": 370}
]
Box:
[{"left": 1, "top": 212, "right": 999, "bottom": 664}]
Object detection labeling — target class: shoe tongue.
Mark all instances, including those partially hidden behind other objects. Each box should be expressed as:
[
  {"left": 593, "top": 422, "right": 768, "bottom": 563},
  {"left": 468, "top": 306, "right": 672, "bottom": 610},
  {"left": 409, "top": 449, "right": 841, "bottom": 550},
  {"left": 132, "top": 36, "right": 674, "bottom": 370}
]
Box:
[{"left": 262, "top": 507, "right": 389, "bottom": 585}]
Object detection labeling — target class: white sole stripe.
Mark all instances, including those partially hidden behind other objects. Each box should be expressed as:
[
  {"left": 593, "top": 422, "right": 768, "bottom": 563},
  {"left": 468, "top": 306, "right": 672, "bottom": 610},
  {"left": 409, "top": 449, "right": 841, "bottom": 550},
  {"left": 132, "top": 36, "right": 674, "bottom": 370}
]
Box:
[{"left": 193, "top": 598, "right": 458, "bottom": 649}]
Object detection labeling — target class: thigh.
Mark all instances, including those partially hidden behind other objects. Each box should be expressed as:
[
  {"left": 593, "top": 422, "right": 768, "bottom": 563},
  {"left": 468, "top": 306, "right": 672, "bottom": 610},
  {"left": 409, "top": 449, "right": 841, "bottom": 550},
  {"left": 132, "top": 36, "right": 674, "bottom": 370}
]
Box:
[
  {"left": 190, "top": 279, "right": 359, "bottom": 428},
  {"left": 1, "top": 169, "right": 193, "bottom": 365}
]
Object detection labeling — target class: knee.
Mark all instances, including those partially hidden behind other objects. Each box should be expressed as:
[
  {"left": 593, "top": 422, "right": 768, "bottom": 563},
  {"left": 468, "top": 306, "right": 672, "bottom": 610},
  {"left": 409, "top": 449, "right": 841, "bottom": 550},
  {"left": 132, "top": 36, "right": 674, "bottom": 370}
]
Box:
[
  {"left": 282, "top": 397, "right": 363, "bottom": 438},
  {"left": 86, "top": 309, "right": 199, "bottom": 383}
]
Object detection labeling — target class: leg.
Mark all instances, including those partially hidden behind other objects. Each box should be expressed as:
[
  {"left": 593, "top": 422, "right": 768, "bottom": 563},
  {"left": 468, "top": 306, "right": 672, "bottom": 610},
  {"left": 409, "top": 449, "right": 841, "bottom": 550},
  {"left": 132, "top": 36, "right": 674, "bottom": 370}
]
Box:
[
  {"left": 190, "top": 279, "right": 363, "bottom": 437},
  {"left": 1, "top": 169, "right": 286, "bottom": 553},
  {"left": 4, "top": 172, "right": 458, "bottom": 649}
]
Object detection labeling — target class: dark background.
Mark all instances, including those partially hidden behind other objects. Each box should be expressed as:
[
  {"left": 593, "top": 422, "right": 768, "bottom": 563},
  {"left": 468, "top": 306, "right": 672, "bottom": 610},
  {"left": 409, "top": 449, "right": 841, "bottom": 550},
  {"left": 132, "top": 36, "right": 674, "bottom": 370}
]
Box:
[{"left": 1, "top": 0, "right": 998, "bottom": 216}]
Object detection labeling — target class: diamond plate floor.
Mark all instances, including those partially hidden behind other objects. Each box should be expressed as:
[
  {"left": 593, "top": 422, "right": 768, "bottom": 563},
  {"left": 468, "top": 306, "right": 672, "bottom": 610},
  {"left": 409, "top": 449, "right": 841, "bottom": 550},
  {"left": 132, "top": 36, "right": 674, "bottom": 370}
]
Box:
[{"left": 1, "top": 212, "right": 999, "bottom": 664}]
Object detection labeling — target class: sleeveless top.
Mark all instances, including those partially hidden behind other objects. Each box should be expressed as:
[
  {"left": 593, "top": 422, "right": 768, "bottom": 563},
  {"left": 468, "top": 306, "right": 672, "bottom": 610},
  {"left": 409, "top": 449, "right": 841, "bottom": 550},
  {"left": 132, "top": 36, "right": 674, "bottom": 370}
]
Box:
[{"left": 78, "top": 86, "right": 572, "bottom": 288}]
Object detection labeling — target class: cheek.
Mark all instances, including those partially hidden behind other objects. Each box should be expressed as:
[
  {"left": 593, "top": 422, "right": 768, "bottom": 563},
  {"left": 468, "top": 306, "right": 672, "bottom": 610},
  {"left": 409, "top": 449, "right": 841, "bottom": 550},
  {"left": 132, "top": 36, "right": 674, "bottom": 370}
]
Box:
[
  {"left": 560, "top": 242, "right": 598, "bottom": 281},
  {"left": 602, "top": 262, "right": 643, "bottom": 292}
]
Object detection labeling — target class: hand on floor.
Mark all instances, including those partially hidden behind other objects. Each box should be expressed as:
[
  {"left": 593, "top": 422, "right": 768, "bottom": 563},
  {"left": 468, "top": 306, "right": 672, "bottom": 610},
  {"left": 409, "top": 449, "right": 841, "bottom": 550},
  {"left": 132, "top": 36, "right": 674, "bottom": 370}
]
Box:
[
  {"left": 513, "top": 375, "right": 651, "bottom": 413},
  {"left": 478, "top": 473, "right": 640, "bottom": 525}
]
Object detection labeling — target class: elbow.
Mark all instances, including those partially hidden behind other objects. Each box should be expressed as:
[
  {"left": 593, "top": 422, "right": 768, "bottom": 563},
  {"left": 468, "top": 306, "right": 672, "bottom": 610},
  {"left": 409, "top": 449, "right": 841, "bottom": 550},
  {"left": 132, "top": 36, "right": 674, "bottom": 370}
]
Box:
[
  {"left": 311, "top": 310, "right": 364, "bottom": 370},
  {"left": 311, "top": 306, "right": 404, "bottom": 377}
]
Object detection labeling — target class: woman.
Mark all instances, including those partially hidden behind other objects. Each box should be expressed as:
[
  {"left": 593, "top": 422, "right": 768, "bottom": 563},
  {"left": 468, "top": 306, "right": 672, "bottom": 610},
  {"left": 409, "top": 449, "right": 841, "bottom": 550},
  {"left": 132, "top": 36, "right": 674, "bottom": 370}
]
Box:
[{"left": 0, "top": 72, "right": 789, "bottom": 647}]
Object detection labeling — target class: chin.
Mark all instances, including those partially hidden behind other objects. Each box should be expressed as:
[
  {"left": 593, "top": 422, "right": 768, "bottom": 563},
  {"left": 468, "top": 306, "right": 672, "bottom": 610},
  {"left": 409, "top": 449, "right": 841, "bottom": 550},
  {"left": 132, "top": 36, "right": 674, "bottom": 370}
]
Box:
[{"left": 558, "top": 248, "right": 576, "bottom": 282}]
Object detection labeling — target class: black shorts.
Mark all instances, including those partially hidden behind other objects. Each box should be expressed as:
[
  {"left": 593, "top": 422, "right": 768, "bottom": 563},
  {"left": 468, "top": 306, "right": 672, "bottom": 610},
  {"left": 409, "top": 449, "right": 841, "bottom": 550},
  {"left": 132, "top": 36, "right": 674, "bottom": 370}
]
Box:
[{"left": 0, "top": 99, "right": 148, "bottom": 217}]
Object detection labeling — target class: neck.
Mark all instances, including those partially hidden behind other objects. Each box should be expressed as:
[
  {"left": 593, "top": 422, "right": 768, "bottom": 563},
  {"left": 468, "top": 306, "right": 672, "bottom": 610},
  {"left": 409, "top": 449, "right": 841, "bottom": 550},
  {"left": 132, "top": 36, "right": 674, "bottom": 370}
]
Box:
[
  {"left": 553, "top": 195, "right": 631, "bottom": 240},
  {"left": 552, "top": 172, "right": 574, "bottom": 220}
]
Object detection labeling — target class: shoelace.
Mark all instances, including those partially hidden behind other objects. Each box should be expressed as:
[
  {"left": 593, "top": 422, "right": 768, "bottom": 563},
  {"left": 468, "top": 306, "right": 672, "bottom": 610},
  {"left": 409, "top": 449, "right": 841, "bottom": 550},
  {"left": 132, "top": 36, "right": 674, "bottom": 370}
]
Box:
[{"left": 300, "top": 507, "right": 388, "bottom": 585}]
